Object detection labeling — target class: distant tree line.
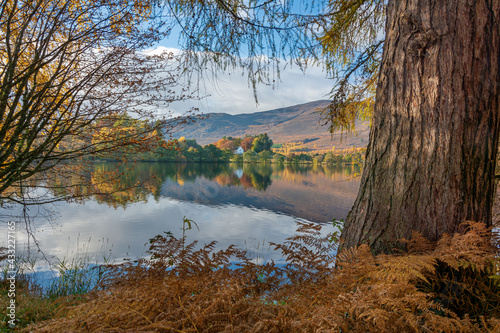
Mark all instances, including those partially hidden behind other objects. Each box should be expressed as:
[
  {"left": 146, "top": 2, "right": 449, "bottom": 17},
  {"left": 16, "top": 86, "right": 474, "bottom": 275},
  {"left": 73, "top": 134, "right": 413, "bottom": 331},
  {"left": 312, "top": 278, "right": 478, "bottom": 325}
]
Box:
[
  {"left": 91, "top": 117, "right": 364, "bottom": 166},
  {"left": 233, "top": 150, "right": 365, "bottom": 167}
]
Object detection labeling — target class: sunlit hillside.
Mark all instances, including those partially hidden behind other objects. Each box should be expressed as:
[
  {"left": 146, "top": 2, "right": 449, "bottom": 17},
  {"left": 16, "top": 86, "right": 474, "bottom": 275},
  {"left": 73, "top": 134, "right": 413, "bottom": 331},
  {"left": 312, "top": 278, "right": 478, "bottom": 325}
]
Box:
[{"left": 173, "top": 100, "right": 370, "bottom": 150}]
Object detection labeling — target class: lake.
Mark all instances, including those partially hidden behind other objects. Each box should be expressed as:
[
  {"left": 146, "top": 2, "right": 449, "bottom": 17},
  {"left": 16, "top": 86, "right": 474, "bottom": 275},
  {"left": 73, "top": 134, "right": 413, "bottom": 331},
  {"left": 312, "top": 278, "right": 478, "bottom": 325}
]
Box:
[{"left": 1, "top": 162, "right": 361, "bottom": 272}]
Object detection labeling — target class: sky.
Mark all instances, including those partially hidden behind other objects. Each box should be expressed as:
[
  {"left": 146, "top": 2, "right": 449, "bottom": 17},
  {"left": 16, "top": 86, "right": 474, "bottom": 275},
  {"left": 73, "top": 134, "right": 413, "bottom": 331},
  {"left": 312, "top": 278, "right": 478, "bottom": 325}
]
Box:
[
  {"left": 147, "top": 0, "right": 335, "bottom": 117},
  {"left": 147, "top": 2, "right": 385, "bottom": 117},
  {"left": 150, "top": 46, "right": 334, "bottom": 116}
]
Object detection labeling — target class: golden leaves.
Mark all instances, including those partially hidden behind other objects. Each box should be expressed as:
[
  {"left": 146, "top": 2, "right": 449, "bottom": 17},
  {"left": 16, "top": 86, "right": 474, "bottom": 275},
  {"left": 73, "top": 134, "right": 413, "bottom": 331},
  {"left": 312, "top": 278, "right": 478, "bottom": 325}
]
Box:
[
  {"left": 319, "top": 0, "right": 385, "bottom": 133},
  {"left": 0, "top": 0, "right": 189, "bottom": 200}
]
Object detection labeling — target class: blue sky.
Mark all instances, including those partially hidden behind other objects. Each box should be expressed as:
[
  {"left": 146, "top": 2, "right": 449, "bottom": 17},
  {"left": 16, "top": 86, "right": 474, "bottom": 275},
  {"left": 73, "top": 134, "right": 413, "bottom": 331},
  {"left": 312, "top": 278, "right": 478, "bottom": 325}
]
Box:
[{"left": 146, "top": 46, "right": 334, "bottom": 116}]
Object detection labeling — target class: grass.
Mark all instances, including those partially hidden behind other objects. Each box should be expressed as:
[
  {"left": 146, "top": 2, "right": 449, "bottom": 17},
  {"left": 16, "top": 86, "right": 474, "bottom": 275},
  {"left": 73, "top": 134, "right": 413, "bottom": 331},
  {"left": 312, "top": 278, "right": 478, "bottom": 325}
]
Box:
[
  {"left": 0, "top": 268, "right": 91, "bottom": 331},
  {"left": 0, "top": 250, "right": 110, "bottom": 331}
]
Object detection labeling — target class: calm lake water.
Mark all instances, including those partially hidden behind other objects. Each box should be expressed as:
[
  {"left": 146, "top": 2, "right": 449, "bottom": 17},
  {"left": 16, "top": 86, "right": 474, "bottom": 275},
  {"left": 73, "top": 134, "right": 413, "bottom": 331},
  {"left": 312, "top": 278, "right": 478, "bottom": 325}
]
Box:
[{"left": 1, "top": 162, "right": 361, "bottom": 271}]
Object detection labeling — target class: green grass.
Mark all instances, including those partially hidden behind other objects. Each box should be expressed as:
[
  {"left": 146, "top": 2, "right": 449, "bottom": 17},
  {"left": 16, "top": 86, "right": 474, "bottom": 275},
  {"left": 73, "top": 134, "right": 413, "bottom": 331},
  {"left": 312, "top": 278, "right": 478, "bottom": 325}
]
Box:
[{"left": 0, "top": 254, "right": 109, "bottom": 331}]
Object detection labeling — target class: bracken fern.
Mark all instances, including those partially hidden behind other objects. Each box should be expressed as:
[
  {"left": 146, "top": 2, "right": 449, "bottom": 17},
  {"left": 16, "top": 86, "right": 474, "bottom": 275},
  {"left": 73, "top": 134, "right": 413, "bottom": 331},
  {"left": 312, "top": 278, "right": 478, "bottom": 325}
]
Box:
[{"left": 24, "top": 221, "right": 500, "bottom": 332}]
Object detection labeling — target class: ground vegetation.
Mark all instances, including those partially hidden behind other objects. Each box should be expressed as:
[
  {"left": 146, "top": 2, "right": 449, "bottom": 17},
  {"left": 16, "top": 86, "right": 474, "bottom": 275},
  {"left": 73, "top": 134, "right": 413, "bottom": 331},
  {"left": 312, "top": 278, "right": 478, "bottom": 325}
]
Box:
[{"left": 4, "top": 221, "right": 498, "bottom": 332}]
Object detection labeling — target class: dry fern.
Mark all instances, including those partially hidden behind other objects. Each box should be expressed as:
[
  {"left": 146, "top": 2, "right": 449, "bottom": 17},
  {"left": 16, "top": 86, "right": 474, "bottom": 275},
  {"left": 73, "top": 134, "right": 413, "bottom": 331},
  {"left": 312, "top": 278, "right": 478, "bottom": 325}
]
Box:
[{"left": 24, "top": 221, "right": 500, "bottom": 332}]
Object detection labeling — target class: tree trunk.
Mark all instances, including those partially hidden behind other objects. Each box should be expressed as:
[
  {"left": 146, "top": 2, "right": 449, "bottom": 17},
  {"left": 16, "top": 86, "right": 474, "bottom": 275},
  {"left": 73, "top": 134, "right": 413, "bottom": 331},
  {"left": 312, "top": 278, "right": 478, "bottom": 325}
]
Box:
[{"left": 340, "top": 0, "right": 500, "bottom": 253}]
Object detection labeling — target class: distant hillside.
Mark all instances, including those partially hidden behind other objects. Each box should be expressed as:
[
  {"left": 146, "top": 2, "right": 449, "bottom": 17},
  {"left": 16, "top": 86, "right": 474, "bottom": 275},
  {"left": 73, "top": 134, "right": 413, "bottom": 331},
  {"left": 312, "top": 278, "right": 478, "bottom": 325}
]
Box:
[{"left": 171, "top": 100, "right": 370, "bottom": 150}]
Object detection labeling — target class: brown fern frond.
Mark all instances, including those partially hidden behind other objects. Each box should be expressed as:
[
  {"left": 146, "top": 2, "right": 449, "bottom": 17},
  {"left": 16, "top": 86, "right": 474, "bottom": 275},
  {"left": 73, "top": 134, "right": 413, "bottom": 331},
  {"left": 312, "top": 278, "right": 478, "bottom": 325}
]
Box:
[
  {"left": 402, "top": 231, "right": 435, "bottom": 254},
  {"left": 371, "top": 254, "right": 436, "bottom": 284},
  {"left": 23, "top": 220, "right": 500, "bottom": 332}
]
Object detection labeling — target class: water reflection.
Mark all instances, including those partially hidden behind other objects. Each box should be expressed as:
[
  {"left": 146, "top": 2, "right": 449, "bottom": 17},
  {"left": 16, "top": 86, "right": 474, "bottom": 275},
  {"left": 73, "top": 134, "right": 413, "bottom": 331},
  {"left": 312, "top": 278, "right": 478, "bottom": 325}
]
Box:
[
  {"left": 83, "top": 162, "right": 361, "bottom": 222},
  {"left": 1, "top": 162, "right": 361, "bottom": 270}
]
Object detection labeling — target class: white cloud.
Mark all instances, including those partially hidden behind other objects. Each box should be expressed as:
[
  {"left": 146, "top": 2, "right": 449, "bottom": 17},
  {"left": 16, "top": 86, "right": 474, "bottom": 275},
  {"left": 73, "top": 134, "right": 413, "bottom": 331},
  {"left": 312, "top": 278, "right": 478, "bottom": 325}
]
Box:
[
  {"left": 145, "top": 47, "right": 333, "bottom": 116},
  {"left": 141, "top": 46, "right": 182, "bottom": 56},
  {"left": 203, "top": 65, "right": 332, "bottom": 114}
]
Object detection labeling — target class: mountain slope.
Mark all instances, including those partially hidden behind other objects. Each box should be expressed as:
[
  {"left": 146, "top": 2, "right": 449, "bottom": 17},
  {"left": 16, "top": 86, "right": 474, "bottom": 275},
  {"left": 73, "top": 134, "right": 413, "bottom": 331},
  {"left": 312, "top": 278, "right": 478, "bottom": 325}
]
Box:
[{"left": 172, "top": 100, "right": 370, "bottom": 150}]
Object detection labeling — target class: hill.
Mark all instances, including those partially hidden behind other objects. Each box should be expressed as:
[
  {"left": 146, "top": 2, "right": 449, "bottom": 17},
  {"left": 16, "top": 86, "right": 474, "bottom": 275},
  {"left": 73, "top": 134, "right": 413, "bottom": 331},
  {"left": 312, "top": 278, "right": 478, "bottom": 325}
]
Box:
[{"left": 172, "top": 100, "right": 370, "bottom": 150}]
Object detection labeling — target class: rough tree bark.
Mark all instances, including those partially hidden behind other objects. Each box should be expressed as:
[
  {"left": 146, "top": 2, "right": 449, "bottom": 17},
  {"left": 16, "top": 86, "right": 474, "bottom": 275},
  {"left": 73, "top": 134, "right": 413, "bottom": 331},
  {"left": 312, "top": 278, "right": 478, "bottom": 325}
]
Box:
[{"left": 340, "top": 0, "right": 500, "bottom": 253}]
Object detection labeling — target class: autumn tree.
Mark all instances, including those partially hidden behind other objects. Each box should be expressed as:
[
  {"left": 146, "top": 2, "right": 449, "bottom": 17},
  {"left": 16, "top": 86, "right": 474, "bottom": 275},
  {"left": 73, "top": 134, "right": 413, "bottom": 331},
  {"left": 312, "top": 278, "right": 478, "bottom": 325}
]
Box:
[
  {"left": 5, "top": 0, "right": 490, "bottom": 253},
  {"left": 319, "top": 0, "right": 385, "bottom": 133},
  {"left": 0, "top": 0, "right": 196, "bottom": 204},
  {"left": 216, "top": 138, "right": 237, "bottom": 151},
  {"left": 340, "top": 0, "right": 500, "bottom": 252},
  {"left": 232, "top": 137, "right": 242, "bottom": 147},
  {"left": 240, "top": 137, "right": 255, "bottom": 152},
  {"left": 92, "top": 113, "right": 167, "bottom": 161}
]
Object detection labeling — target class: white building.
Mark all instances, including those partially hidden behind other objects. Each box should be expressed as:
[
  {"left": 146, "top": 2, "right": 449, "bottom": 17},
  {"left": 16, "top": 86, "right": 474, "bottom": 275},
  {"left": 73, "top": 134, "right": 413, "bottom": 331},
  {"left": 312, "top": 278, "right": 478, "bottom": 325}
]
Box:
[{"left": 234, "top": 147, "right": 244, "bottom": 155}]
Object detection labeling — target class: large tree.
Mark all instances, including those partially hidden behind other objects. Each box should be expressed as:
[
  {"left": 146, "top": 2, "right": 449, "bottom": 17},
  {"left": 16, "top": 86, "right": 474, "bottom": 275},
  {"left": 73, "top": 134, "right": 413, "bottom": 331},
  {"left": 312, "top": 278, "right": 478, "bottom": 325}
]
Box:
[
  {"left": 340, "top": 0, "right": 500, "bottom": 252},
  {"left": 167, "top": 0, "right": 500, "bottom": 253}
]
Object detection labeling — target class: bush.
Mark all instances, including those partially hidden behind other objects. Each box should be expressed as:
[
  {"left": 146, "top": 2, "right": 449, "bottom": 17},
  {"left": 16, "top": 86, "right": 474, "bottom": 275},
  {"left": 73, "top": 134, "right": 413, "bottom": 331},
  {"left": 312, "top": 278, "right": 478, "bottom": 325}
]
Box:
[
  {"left": 230, "top": 154, "right": 243, "bottom": 163},
  {"left": 272, "top": 153, "right": 285, "bottom": 163}
]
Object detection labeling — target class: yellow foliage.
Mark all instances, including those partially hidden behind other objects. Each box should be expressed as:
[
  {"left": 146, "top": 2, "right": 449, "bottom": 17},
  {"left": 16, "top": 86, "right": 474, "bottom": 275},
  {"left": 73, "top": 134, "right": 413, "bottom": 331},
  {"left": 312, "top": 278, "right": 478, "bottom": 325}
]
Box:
[{"left": 0, "top": 0, "right": 183, "bottom": 199}]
